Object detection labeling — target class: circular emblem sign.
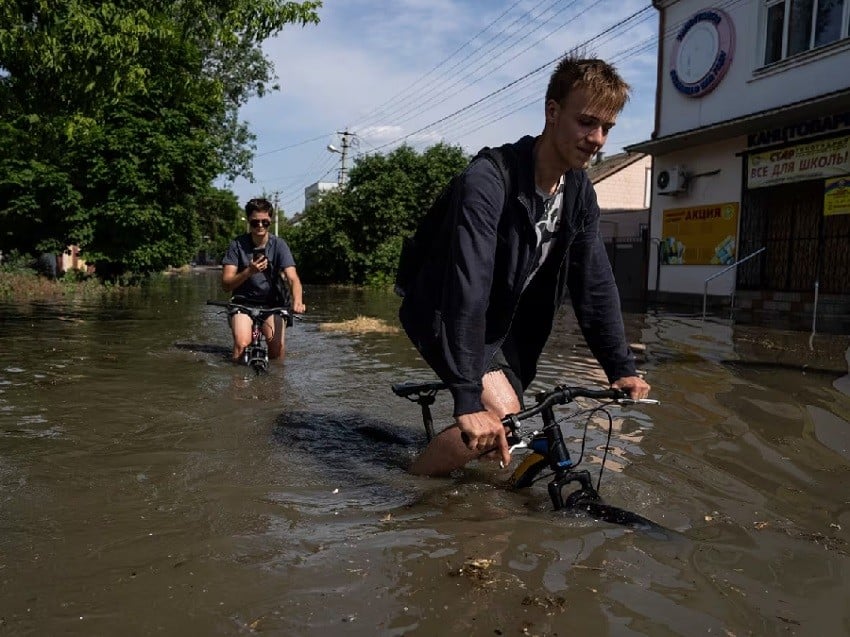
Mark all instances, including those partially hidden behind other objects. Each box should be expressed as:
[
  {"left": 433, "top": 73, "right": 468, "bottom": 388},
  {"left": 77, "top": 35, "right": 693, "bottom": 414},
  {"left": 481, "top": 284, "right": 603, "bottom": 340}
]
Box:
[{"left": 670, "top": 8, "right": 735, "bottom": 98}]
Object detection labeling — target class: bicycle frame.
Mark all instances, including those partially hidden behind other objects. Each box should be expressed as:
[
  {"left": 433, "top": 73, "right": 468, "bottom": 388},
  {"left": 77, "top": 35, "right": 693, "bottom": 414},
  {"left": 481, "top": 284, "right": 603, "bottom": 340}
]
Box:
[
  {"left": 244, "top": 320, "right": 269, "bottom": 373},
  {"left": 512, "top": 387, "right": 611, "bottom": 510},
  {"left": 207, "top": 300, "right": 292, "bottom": 374}
]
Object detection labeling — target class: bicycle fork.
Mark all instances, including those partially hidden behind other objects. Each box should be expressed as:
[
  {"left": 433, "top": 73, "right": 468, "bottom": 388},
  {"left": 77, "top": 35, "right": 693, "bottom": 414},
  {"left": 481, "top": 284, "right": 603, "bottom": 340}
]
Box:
[
  {"left": 538, "top": 404, "right": 601, "bottom": 510},
  {"left": 244, "top": 323, "right": 269, "bottom": 373}
]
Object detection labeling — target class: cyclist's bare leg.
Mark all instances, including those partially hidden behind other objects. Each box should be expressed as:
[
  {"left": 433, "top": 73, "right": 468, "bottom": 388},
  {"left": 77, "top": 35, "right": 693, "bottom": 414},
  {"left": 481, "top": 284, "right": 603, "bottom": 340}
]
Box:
[
  {"left": 264, "top": 314, "right": 285, "bottom": 360},
  {"left": 229, "top": 313, "right": 253, "bottom": 362},
  {"left": 409, "top": 370, "right": 521, "bottom": 477}
]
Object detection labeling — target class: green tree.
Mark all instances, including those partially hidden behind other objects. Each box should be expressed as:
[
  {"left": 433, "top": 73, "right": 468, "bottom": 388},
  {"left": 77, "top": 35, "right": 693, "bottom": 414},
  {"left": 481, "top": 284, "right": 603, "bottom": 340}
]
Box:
[
  {"left": 287, "top": 142, "right": 469, "bottom": 286},
  {"left": 197, "top": 187, "right": 244, "bottom": 263},
  {"left": 285, "top": 188, "right": 356, "bottom": 283},
  {"left": 0, "top": 0, "right": 321, "bottom": 279}
]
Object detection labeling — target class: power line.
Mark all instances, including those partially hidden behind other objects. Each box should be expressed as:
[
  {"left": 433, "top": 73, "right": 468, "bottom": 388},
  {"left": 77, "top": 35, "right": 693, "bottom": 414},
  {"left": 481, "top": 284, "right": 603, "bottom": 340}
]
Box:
[
  {"left": 350, "top": 0, "right": 527, "bottom": 131},
  {"left": 390, "top": 0, "right": 591, "bottom": 128},
  {"left": 275, "top": 0, "right": 749, "bottom": 211},
  {"left": 357, "top": 0, "right": 569, "bottom": 130},
  {"left": 255, "top": 132, "right": 336, "bottom": 157},
  {"left": 430, "top": 9, "right": 658, "bottom": 143},
  {"left": 371, "top": 4, "right": 653, "bottom": 151}
]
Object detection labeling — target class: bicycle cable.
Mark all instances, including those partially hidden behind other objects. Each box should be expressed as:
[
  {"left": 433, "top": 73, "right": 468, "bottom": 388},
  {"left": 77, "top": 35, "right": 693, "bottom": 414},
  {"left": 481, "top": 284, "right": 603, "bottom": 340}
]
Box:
[
  {"left": 517, "top": 402, "right": 614, "bottom": 489},
  {"left": 555, "top": 402, "right": 615, "bottom": 492}
]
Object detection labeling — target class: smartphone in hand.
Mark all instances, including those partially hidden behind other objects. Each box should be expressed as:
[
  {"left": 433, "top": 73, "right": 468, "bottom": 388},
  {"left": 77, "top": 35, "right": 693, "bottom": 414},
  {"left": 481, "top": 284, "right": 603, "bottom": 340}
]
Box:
[{"left": 252, "top": 246, "right": 266, "bottom": 262}]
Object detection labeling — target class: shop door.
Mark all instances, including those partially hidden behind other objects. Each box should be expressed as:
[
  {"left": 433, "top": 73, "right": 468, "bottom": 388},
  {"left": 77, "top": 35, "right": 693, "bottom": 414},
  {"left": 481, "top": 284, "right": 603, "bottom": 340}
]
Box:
[{"left": 739, "top": 180, "right": 850, "bottom": 293}]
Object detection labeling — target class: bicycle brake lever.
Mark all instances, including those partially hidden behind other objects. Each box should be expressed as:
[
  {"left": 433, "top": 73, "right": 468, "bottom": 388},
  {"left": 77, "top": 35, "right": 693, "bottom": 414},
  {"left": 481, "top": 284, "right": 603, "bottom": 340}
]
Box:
[
  {"left": 499, "top": 439, "right": 528, "bottom": 468},
  {"left": 507, "top": 440, "right": 527, "bottom": 454},
  {"left": 618, "top": 398, "right": 661, "bottom": 405}
]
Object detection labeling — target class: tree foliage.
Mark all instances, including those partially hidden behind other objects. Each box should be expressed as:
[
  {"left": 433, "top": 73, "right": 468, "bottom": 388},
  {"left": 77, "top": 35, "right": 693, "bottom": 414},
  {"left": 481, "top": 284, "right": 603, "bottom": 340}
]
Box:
[
  {"left": 286, "top": 143, "right": 470, "bottom": 286},
  {"left": 196, "top": 187, "right": 244, "bottom": 263},
  {"left": 0, "top": 0, "right": 320, "bottom": 279}
]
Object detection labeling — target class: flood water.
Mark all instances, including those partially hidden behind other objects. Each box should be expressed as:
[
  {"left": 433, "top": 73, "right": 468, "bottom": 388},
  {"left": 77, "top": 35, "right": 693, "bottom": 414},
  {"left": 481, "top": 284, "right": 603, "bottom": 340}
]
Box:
[{"left": 2, "top": 270, "right": 849, "bottom": 636}]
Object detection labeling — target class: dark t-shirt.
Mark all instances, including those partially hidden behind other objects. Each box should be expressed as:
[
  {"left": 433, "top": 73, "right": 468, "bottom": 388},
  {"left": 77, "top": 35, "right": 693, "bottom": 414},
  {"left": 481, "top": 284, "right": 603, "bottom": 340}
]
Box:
[{"left": 221, "top": 234, "right": 296, "bottom": 303}]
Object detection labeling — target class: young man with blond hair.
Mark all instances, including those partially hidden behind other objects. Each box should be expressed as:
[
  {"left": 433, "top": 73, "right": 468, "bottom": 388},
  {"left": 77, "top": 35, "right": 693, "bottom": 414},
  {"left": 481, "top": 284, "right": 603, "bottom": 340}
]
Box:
[{"left": 399, "top": 55, "right": 651, "bottom": 476}]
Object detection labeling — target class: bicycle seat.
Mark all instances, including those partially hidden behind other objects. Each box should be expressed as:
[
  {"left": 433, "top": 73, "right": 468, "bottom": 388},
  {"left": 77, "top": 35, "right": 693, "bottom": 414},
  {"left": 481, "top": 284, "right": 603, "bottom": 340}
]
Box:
[{"left": 391, "top": 380, "right": 447, "bottom": 398}]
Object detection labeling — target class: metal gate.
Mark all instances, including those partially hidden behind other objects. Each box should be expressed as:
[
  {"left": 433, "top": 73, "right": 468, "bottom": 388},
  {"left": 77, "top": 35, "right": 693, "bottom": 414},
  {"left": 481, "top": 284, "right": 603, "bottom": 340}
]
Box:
[
  {"left": 604, "top": 232, "right": 648, "bottom": 302},
  {"left": 738, "top": 180, "right": 850, "bottom": 294}
]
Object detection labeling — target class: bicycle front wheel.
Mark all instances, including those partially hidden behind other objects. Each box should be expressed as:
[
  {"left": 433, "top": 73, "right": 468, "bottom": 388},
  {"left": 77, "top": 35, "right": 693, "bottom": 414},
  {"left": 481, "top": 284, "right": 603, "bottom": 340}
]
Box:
[{"left": 508, "top": 452, "right": 548, "bottom": 489}]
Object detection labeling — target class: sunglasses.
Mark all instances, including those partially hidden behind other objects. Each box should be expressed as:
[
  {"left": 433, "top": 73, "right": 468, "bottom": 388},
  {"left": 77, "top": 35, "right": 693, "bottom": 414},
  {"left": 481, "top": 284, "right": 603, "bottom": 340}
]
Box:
[{"left": 249, "top": 219, "right": 271, "bottom": 228}]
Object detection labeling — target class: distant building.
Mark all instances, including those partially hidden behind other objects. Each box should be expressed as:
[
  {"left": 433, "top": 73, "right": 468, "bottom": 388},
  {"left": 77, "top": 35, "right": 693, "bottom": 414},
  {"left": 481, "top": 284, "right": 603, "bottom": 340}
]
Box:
[
  {"left": 304, "top": 181, "right": 338, "bottom": 209},
  {"left": 61, "top": 245, "right": 90, "bottom": 275},
  {"left": 628, "top": 0, "right": 850, "bottom": 331},
  {"left": 587, "top": 151, "right": 652, "bottom": 240},
  {"left": 586, "top": 151, "right": 653, "bottom": 304}
]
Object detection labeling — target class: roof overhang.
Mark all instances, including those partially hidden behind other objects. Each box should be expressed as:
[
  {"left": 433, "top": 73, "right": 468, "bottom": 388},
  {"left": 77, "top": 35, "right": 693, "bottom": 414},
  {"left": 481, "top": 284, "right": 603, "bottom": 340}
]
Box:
[
  {"left": 625, "top": 88, "right": 850, "bottom": 156},
  {"left": 587, "top": 152, "right": 647, "bottom": 184}
]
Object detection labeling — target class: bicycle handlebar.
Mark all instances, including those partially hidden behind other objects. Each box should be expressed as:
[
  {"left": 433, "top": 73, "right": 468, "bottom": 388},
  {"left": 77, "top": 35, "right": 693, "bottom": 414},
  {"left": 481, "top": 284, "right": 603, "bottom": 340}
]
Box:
[
  {"left": 460, "top": 385, "right": 658, "bottom": 446},
  {"left": 206, "top": 300, "right": 293, "bottom": 320},
  {"left": 502, "top": 386, "right": 625, "bottom": 431}
]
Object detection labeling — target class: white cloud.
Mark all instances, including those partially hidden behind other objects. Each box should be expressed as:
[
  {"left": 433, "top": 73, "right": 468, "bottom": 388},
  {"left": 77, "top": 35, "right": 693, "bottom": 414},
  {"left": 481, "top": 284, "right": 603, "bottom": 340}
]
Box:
[{"left": 219, "top": 0, "right": 660, "bottom": 214}]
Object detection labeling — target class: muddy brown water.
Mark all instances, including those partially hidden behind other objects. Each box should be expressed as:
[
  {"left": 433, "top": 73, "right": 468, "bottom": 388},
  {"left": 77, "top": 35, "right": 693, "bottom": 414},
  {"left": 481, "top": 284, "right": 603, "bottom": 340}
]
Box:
[{"left": 1, "top": 270, "right": 849, "bottom": 636}]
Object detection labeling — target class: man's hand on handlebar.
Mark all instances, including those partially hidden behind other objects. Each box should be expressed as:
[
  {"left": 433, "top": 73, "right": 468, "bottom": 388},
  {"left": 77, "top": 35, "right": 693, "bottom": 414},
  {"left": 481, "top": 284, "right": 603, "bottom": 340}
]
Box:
[
  {"left": 612, "top": 375, "right": 651, "bottom": 400},
  {"left": 457, "top": 411, "right": 512, "bottom": 468}
]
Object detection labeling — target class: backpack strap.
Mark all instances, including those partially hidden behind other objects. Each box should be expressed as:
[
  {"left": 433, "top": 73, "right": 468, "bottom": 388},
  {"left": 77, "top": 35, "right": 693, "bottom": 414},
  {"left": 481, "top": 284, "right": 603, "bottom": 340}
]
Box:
[
  {"left": 394, "top": 145, "right": 515, "bottom": 298},
  {"left": 474, "top": 145, "right": 514, "bottom": 210}
]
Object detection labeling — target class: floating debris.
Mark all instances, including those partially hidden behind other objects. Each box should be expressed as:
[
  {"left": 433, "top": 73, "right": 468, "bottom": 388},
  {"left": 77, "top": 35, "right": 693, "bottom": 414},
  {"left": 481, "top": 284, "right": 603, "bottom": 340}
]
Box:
[{"left": 318, "top": 316, "right": 399, "bottom": 334}]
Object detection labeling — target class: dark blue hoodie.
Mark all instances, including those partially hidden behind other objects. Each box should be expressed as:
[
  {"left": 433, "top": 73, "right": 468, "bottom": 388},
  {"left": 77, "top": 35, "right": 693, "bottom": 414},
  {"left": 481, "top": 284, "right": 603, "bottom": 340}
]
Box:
[{"left": 399, "top": 135, "right": 636, "bottom": 416}]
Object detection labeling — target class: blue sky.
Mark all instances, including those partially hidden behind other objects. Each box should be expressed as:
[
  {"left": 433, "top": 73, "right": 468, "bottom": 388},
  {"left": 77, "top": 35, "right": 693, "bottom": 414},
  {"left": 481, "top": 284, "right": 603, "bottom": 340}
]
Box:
[{"left": 219, "top": 0, "right": 660, "bottom": 215}]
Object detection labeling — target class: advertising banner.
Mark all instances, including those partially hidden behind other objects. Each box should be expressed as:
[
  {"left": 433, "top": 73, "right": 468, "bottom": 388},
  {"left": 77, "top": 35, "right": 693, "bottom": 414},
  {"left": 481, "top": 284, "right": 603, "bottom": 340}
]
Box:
[
  {"left": 661, "top": 202, "right": 739, "bottom": 265},
  {"left": 748, "top": 135, "right": 850, "bottom": 189},
  {"left": 824, "top": 175, "right": 850, "bottom": 216}
]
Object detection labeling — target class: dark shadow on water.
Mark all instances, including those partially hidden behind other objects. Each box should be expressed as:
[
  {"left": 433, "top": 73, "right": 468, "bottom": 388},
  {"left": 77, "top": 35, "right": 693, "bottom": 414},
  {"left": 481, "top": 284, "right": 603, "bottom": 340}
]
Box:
[
  {"left": 172, "top": 341, "right": 232, "bottom": 358},
  {"left": 272, "top": 410, "right": 424, "bottom": 474},
  {"left": 270, "top": 411, "right": 695, "bottom": 545},
  {"left": 269, "top": 410, "right": 428, "bottom": 512}
]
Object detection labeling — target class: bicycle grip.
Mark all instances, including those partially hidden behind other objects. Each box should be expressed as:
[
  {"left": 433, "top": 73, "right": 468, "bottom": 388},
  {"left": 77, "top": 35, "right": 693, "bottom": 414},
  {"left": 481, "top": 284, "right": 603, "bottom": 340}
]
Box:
[{"left": 460, "top": 425, "right": 512, "bottom": 447}]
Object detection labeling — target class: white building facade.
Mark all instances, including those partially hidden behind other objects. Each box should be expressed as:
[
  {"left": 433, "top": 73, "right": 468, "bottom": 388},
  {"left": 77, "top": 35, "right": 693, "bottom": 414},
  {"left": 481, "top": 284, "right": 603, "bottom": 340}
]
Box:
[
  {"left": 629, "top": 0, "right": 850, "bottom": 330},
  {"left": 590, "top": 152, "right": 653, "bottom": 239},
  {"left": 304, "top": 181, "right": 339, "bottom": 210}
]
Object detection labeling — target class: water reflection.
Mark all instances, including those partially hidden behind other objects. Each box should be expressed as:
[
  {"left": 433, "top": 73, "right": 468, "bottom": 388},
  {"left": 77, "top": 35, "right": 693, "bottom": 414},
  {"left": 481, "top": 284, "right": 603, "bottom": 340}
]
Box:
[{"left": 0, "top": 271, "right": 849, "bottom": 635}]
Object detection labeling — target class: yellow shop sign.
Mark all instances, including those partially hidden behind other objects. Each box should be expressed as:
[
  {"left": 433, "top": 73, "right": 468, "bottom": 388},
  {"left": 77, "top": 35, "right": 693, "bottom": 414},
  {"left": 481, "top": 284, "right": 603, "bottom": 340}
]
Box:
[
  {"left": 661, "top": 202, "right": 739, "bottom": 265},
  {"left": 748, "top": 136, "right": 850, "bottom": 189}
]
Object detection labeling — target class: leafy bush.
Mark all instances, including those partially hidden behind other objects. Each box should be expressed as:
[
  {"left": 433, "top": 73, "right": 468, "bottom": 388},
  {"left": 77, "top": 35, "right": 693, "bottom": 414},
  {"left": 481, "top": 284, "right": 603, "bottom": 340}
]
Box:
[{"left": 290, "top": 143, "right": 469, "bottom": 286}]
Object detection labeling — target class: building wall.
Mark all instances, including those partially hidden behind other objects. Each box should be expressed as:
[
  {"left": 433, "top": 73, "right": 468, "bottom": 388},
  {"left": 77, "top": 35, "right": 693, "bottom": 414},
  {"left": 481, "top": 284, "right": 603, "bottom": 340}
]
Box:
[
  {"left": 60, "top": 245, "right": 89, "bottom": 274},
  {"left": 657, "top": 0, "right": 850, "bottom": 138},
  {"left": 648, "top": 137, "right": 745, "bottom": 295},
  {"left": 595, "top": 155, "right": 652, "bottom": 210},
  {"left": 304, "top": 181, "right": 338, "bottom": 209},
  {"left": 643, "top": 0, "right": 850, "bottom": 321}
]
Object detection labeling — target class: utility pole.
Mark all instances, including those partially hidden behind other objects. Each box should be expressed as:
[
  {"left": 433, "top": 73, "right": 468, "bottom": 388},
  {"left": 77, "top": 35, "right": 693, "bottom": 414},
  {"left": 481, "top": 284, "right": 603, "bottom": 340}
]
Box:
[
  {"left": 328, "top": 131, "right": 354, "bottom": 186},
  {"left": 272, "top": 191, "right": 280, "bottom": 235}
]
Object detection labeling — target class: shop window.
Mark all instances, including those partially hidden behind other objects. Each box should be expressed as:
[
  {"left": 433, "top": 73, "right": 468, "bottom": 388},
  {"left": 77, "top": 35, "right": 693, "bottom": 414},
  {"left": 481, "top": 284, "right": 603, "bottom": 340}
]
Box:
[{"left": 762, "top": 0, "right": 849, "bottom": 65}]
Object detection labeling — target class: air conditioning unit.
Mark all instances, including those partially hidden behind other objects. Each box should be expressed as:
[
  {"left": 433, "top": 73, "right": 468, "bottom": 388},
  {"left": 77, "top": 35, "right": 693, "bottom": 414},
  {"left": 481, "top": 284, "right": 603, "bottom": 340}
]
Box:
[{"left": 656, "top": 166, "right": 688, "bottom": 195}]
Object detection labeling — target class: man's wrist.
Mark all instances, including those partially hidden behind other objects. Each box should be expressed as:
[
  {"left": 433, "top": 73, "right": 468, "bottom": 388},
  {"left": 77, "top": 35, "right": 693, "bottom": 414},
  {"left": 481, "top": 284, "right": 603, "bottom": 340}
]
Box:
[{"left": 451, "top": 384, "right": 485, "bottom": 418}]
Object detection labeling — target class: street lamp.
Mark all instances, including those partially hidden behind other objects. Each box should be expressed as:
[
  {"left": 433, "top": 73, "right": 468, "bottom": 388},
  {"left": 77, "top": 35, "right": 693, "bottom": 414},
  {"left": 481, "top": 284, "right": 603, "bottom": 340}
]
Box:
[{"left": 326, "top": 132, "right": 352, "bottom": 186}]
